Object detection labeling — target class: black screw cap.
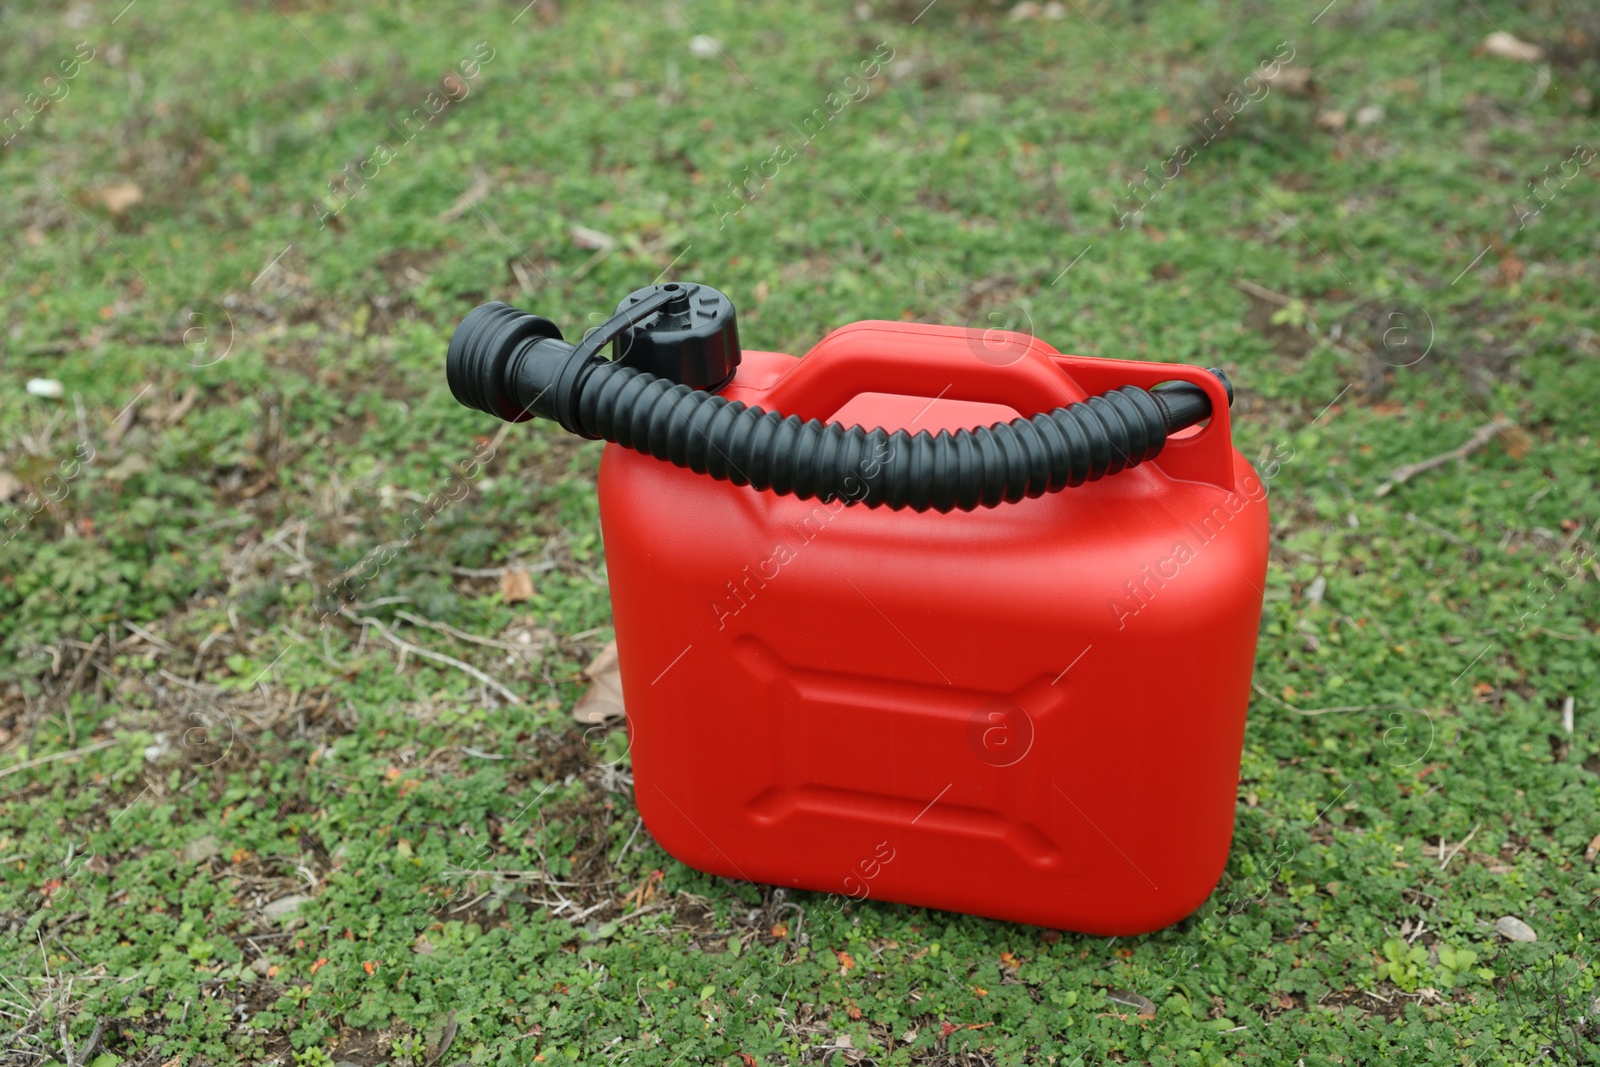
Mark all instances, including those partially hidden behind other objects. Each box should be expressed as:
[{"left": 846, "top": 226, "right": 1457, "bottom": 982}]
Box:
[{"left": 612, "top": 283, "right": 740, "bottom": 391}]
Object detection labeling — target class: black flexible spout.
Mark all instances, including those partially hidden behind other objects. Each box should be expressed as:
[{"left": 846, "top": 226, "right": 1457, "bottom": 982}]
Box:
[{"left": 447, "top": 300, "right": 1233, "bottom": 514}]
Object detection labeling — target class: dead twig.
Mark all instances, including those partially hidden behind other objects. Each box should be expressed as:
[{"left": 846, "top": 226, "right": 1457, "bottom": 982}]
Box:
[
  {"left": 611, "top": 901, "right": 672, "bottom": 925},
  {"left": 1405, "top": 511, "right": 1473, "bottom": 547},
  {"left": 1250, "top": 682, "right": 1420, "bottom": 717},
  {"left": 0, "top": 739, "right": 118, "bottom": 781},
  {"left": 347, "top": 614, "right": 521, "bottom": 705},
  {"left": 436, "top": 173, "right": 492, "bottom": 223},
  {"left": 392, "top": 610, "right": 535, "bottom": 654},
  {"left": 1440, "top": 821, "right": 1482, "bottom": 869},
  {"left": 118, "top": 620, "right": 174, "bottom": 651},
  {"left": 160, "top": 385, "right": 200, "bottom": 427},
  {"left": 1234, "top": 278, "right": 1300, "bottom": 307},
  {"left": 416, "top": 561, "right": 558, "bottom": 579},
  {"left": 61, "top": 635, "right": 105, "bottom": 745},
  {"left": 447, "top": 890, "right": 493, "bottom": 915},
  {"left": 1375, "top": 418, "right": 1514, "bottom": 497},
  {"left": 105, "top": 384, "right": 151, "bottom": 451},
  {"left": 54, "top": 1016, "right": 103, "bottom": 1067}
]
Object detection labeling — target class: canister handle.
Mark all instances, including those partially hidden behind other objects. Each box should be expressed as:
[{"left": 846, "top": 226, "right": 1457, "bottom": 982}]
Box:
[
  {"left": 765, "top": 321, "right": 1085, "bottom": 418},
  {"left": 764, "top": 320, "right": 1237, "bottom": 490}
]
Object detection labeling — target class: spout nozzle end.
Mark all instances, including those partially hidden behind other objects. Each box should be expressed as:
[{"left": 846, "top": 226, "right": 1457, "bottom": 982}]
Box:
[
  {"left": 1208, "top": 367, "right": 1234, "bottom": 407},
  {"left": 1150, "top": 367, "right": 1236, "bottom": 434},
  {"left": 446, "top": 302, "right": 564, "bottom": 422}
]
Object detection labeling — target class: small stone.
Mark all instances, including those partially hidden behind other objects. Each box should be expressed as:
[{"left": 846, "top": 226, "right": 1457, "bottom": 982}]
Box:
[
  {"left": 261, "top": 894, "right": 314, "bottom": 925},
  {"left": 26, "top": 379, "right": 65, "bottom": 399},
  {"left": 1480, "top": 32, "right": 1544, "bottom": 63},
  {"left": 688, "top": 35, "right": 720, "bottom": 59},
  {"left": 1306, "top": 576, "right": 1327, "bottom": 605},
  {"left": 142, "top": 733, "right": 172, "bottom": 763},
  {"left": 1495, "top": 915, "right": 1537, "bottom": 942},
  {"left": 181, "top": 835, "right": 222, "bottom": 864},
  {"left": 1355, "top": 105, "right": 1385, "bottom": 127}
]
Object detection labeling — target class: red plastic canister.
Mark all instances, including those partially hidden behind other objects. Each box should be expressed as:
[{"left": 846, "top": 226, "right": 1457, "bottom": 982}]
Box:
[{"left": 598, "top": 321, "right": 1269, "bottom": 935}]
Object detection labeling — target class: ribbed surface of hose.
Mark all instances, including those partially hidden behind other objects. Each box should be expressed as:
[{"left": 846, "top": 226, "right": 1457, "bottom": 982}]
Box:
[{"left": 574, "top": 361, "right": 1171, "bottom": 514}]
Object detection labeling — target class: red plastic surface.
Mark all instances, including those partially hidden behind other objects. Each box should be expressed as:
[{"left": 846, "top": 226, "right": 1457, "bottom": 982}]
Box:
[{"left": 598, "top": 321, "right": 1269, "bottom": 934}]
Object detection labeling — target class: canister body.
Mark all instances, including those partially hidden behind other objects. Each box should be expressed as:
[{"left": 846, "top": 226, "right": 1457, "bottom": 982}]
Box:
[{"left": 598, "top": 323, "right": 1268, "bottom": 934}]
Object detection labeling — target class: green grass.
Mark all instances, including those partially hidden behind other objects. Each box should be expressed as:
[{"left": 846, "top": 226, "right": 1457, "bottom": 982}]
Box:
[{"left": 3, "top": 0, "right": 1599, "bottom": 1063}]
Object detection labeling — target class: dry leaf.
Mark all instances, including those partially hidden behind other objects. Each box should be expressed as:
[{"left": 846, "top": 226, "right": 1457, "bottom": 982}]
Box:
[
  {"left": 0, "top": 472, "right": 20, "bottom": 502},
  {"left": 427, "top": 1010, "right": 459, "bottom": 1067},
  {"left": 1585, "top": 832, "right": 1600, "bottom": 863},
  {"left": 1497, "top": 252, "right": 1525, "bottom": 287},
  {"left": 573, "top": 639, "right": 626, "bottom": 724},
  {"left": 1498, "top": 424, "right": 1533, "bottom": 460},
  {"left": 1262, "top": 65, "right": 1318, "bottom": 99},
  {"left": 95, "top": 182, "right": 144, "bottom": 215},
  {"left": 1480, "top": 31, "right": 1545, "bottom": 62},
  {"left": 499, "top": 567, "right": 534, "bottom": 603},
  {"left": 1105, "top": 988, "right": 1158, "bottom": 1017},
  {"left": 1315, "top": 109, "right": 1347, "bottom": 131},
  {"left": 620, "top": 869, "right": 662, "bottom": 909}
]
